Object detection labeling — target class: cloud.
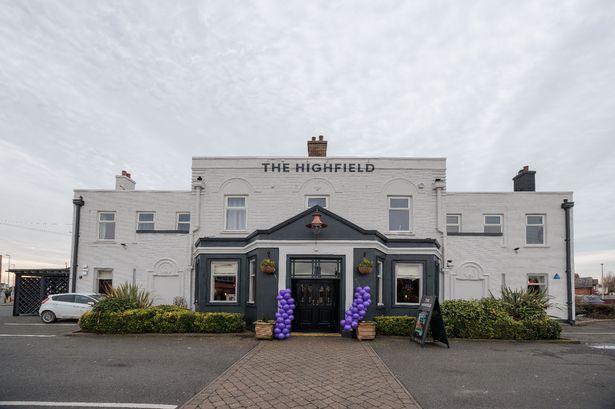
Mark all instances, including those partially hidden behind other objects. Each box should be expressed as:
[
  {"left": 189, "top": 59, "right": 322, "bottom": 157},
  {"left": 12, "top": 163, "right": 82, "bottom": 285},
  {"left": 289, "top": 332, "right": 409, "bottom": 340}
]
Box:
[{"left": 0, "top": 0, "right": 613, "bottom": 275}]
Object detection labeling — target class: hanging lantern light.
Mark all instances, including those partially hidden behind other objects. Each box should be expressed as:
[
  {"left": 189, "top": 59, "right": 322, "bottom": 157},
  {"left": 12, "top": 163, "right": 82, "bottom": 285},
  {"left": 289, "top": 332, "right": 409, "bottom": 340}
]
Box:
[{"left": 306, "top": 212, "right": 328, "bottom": 235}]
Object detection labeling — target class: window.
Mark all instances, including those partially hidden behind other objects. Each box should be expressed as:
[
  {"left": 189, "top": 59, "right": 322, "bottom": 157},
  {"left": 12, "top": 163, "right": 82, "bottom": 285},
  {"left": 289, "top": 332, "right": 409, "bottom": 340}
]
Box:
[
  {"left": 446, "top": 214, "right": 461, "bottom": 233},
  {"left": 98, "top": 212, "right": 116, "bottom": 240},
  {"left": 526, "top": 215, "right": 545, "bottom": 244},
  {"left": 75, "top": 295, "right": 95, "bottom": 304},
  {"left": 389, "top": 197, "right": 411, "bottom": 231},
  {"left": 177, "top": 213, "right": 190, "bottom": 232},
  {"left": 96, "top": 269, "right": 113, "bottom": 294},
  {"left": 210, "top": 261, "right": 238, "bottom": 302},
  {"left": 377, "top": 260, "right": 384, "bottom": 306},
  {"left": 395, "top": 263, "right": 422, "bottom": 304},
  {"left": 527, "top": 274, "right": 547, "bottom": 293},
  {"left": 248, "top": 259, "right": 256, "bottom": 304},
  {"left": 225, "top": 197, "right": 247, "bottom": 230},
  {"left": 137, "top": 212, "right": 155, "bottom": 231},
  {"left": 53, "top": 294, "right": 75, "bottom": 303},
  {"left": 306, "top": 196, "right": 328, "bottom": 208},
  {"left": 484, "top": 215, "right": 502, "bottom": 233}
]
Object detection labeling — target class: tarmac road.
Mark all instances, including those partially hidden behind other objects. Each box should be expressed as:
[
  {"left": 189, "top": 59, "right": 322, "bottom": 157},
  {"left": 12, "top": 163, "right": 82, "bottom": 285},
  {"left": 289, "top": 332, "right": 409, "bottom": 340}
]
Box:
[{"left": 0, "top": 314, "right": 258, "bottom": 409}]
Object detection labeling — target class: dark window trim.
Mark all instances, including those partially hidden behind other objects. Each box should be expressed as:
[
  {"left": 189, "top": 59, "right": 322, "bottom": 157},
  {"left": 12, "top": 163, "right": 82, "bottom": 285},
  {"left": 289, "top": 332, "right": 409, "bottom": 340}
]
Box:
[
  {"left": 206, "top": 258, "right": 241, "bottom": 306},
  {"left": 447, "top": 232, "right": 503, "bottom": 237},
  {"left": 136, "top": 230, "right": 190, "bottom": 234}
]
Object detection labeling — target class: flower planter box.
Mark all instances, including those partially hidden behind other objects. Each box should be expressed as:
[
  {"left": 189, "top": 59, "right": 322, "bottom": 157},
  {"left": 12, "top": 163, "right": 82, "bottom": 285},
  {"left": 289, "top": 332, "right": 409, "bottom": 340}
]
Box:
[
  {"left": 254, "top": 321, "right": 274, "bottom": 339},
  {"left": 357, "top": 321, "right": 376, "bottom": 341}
]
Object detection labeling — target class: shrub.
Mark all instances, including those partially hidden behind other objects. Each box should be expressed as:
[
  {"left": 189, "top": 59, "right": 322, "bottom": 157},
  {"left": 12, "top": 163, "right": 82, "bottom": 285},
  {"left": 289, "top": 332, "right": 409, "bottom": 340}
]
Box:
[
  {"left": 92, "top": 297, "right": 140, "bottom": 314},
  {"left": 173, "top": 296, "right": 188, "bottom": 309},
  {"left": 441, "top": 298, "right": 561, "bottom": 340},
  {"left": 108, "top": 283, "right": 153, "bottom": 309},
  {"left": 374, "top": 316, "right": 416, "bottom": 336},
  {"left": 579, "top": 303, "right": 615, "bottom": 319},
  {"left": 497, "top": 287, "right": 551, "bottom": 320},
  {"left": 79, "top": 308, "right": 245, "bottom": 334}
]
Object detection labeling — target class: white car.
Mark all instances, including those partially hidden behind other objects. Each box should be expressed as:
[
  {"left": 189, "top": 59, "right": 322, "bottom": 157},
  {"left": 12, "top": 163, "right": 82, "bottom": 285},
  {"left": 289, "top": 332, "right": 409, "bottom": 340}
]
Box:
[{"left": 39, "top": 293, "right": 103, "bottom": 323}]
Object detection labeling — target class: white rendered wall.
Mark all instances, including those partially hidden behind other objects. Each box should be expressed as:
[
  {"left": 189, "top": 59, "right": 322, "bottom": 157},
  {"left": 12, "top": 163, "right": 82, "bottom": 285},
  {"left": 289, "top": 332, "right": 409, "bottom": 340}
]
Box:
[
  {"left": 445, "top": 192, "right": 574, "bottom": 319},
  {"left": 72, "top": 190, "right": 194, "bottom": 305}
]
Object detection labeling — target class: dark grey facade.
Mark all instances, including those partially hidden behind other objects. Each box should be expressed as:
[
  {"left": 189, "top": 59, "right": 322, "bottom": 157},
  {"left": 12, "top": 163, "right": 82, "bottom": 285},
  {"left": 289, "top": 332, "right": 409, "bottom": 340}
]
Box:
[{"left": 195, "top": 206, "right": 440, "bottom": 332}]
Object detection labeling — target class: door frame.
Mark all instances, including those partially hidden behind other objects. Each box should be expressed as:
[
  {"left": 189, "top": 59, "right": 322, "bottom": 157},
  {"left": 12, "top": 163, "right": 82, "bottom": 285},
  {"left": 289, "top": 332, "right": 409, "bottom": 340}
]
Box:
[{"left": 286, "top": 255, "right": 345, "bottom": 333}]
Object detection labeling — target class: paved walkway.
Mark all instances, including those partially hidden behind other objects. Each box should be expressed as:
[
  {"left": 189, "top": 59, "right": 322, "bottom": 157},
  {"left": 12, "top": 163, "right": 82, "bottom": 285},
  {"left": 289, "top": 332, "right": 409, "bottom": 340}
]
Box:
[{"left": 181, "top": 337, "right": 420, "bottom": 409}]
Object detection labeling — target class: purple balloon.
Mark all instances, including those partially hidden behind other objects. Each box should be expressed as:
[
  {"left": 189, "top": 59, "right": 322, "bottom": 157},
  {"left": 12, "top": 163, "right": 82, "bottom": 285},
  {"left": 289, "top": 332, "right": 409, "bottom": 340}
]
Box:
[
  {"left": 283, "top": 292, "right": 291, "bottom": 299},
  {"left": 357, "top": 304, "right": 365, "bottom": 311},
  {"left": 352, "top": 313, "right": 359, "bottom": 319},
  {"left": 343, "top": 324, "right": 352, "bottom": 331},
  {"left": 284, "top": 319, "right": 291, "bottom": 325},
  {"left": 351, "top": 322, "right": 358, "bottom": 329}
]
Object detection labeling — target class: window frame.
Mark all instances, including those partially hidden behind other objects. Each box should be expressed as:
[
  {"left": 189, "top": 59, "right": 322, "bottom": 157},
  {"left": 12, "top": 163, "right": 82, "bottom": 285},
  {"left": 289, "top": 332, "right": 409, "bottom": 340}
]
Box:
[
  {"left": 446, "top": 214, "right": 461, "bottom": 234},
  {"left": 377, "top": 260, "right": 384, "bottom": 306},
  {"left": 525, "top": 214, "right": 546, "bottom": 245},
  {"left": 388, "top": 196, "right": 412, "bottom": 232},
  {"left": 394, "top": 262, "right": 423, "bottom": 306},
  {"left": 209, "top": 260, "right": 239, "bottom": 304},
  {"left": 136, "top": 211, "right": 156, "bottom": 231},
  {"left": 247, "top": 258, "right": 256, "bottom": 304},
  {"left": 305, "top": 196, "right": 328, "bottom": 209},
  {"left": 176, "top": 212, "right": 191, "bottom": 232},
  {"left": 97, "top": 211, "right": 116, "bottom": 240},
  {"left": 483, "top": 214, "right": 503, "bottom": 234},
  {"left": 224, "top": 196, "right": 248, "bottom": 231},
  {"left": 527, "top": 274, "right": 548, "bottom": 294}
]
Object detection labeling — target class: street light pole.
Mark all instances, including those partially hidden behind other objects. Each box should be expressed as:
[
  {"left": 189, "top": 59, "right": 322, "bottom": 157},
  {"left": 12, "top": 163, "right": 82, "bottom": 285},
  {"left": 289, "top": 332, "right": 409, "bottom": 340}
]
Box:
[
  {"left": 601, "top": 263, "right": 605, "bottom": 300},
  {"left": 5, "top": 255, "right": 10, "bottom": 287}
]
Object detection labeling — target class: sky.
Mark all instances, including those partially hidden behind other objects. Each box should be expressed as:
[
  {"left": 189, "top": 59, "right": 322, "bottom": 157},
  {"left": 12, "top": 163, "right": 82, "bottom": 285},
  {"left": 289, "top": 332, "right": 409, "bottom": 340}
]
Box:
[{"left": 1, "top": 0, "right": 614, "bottom": 282}]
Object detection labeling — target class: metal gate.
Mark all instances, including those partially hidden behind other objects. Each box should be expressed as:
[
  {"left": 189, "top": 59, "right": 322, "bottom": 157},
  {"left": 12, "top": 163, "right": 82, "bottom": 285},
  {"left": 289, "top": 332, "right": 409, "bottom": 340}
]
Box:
[{"left": 11, "top": 269, "right": 70, "bottom": 316}]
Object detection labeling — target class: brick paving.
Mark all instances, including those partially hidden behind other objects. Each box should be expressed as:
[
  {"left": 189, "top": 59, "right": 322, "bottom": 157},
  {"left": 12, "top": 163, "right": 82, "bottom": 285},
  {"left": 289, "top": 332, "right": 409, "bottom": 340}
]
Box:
[{"left": 181, "top": 337, "right": 420, "bottom": 409}]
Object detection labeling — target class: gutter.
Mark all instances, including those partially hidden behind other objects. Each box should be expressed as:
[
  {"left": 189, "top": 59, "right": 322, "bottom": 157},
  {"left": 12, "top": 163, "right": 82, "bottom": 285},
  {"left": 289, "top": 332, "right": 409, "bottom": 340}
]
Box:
[
  {"left": 71, "top": 196, "right": 84, "bottom": 292},
  {"left": 561, "top": 199, "right": 574, "bottom": 325}
]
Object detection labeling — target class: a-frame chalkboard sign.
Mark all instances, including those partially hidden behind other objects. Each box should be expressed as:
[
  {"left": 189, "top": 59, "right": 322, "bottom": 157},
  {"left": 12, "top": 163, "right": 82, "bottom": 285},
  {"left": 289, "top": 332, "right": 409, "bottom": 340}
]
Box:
[{"left": 411, "top": 295, "right": 449, "bottom": 348}]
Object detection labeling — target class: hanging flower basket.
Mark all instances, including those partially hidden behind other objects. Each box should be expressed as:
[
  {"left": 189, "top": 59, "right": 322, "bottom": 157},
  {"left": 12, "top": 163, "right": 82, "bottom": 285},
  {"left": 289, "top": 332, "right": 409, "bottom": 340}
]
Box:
[
  {"left": 357, "top": 257, "right": 373, "bottom": 275},
  {"left": 260, "top": 258, "right": 276, "bottom": 274}
]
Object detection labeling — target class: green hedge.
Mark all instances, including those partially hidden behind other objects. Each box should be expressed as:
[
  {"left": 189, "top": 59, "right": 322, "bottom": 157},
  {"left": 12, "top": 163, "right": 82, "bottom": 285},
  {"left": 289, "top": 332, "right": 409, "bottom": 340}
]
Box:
[
  {"left": 441, "top": 299, "right": 561, "bottom": 340},
  {"left": 79, "top": 306, "right": 245, "bottom": 334},
  {"left": 374, "top": 316, "right": 416, "bottom": 336},
  {"left": 577, "top": 303, "right": 615, "bottom": 319},
  {"left": 374, "top": 298, "right": 561, "bottom": 340}
]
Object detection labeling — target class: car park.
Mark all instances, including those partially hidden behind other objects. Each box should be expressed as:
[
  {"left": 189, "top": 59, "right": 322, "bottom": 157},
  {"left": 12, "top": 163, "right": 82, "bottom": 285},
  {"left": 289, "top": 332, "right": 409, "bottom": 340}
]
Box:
[
  {"left": 38, "top": 292, "right": 103, "bottom": 323},
  {"left": 579, "top": 295, "right": 605, "bottom": 304}
]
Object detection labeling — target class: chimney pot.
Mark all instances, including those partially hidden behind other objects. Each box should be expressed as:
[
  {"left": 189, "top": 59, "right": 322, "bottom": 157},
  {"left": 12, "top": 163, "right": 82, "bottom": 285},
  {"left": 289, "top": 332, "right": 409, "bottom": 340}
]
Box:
[
  {"left": 513, "top": 166, "right": 536, "bottom": 192},
  {"left": 116, "top": 170, "right": 135, "bottom": 191},
  {"left": 307, "top": 135, "right": 328, "bottom": 157}
]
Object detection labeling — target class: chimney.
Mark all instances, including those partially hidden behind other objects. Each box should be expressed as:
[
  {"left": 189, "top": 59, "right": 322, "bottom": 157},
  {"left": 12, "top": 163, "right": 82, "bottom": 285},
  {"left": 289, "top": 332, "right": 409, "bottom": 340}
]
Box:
[
  {"left": 307, "top": 135, "right": 327, "bottom": 157},
  {"left": 115, "top": 170, "right": 136, "bottom": 191},
  {"left": 513, "top": 165, "right": 536, "bottom": 192}
]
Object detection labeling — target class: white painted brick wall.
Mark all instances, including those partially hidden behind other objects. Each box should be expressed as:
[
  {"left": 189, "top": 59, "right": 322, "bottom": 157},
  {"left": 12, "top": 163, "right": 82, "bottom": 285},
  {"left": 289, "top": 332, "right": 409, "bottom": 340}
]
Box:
[
  {"left": 192, "top": 157, "right": 447, "bottom": 239},
  {"left": 445, "top": 192, "right": 574, "bottom": 319},
  {"left": 73, "top": 190, "right": 194, "bottom": 304}
]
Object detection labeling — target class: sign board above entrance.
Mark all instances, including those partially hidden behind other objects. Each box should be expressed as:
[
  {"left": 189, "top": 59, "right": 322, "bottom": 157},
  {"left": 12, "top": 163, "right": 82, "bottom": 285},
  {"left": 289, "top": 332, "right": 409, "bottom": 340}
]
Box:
[{"left": 262, "top": 162, "right": 375, "bottom": 173}]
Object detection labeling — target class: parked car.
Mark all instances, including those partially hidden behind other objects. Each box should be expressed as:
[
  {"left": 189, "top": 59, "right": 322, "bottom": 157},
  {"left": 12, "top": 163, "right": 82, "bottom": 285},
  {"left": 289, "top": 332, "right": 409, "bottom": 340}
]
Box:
[
  {"left": 578, "top": 295, "right": 605, "bottom": 304},
  {"left": 39, "top": 293, "right": 104, "bottom": 323}
]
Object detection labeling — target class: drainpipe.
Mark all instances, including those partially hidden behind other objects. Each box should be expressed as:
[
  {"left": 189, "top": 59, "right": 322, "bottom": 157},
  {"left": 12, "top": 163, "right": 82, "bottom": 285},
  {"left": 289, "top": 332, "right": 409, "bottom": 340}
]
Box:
[
  {"left": 71, "top": 196, "right": 84, "bottom": 292},
  {"left": 561, "top": 199, "right": 574, "bottom": 325},
  {"left": 190, "top": 178, "right": 204, "bottom": 309},
  {"left": 433, "top": 179, "right": 446, "bottom": 299}
]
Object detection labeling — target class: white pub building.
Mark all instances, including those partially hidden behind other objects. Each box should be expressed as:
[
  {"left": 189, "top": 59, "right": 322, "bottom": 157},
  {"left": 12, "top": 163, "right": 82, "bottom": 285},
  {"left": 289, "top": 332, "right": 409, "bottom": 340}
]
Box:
[{"left": 70, "top": 137, "right": 575, "bottom": 331}]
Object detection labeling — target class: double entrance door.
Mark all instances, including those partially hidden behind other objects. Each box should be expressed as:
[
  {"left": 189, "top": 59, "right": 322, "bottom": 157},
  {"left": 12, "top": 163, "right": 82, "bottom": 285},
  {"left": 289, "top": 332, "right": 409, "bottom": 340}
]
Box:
[{"left": 290, "top": 257, "right": 341, "bottom": 333}]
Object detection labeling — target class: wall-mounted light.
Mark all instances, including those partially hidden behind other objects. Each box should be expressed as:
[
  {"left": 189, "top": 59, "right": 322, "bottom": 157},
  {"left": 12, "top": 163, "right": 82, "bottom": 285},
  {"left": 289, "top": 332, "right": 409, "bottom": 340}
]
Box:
[
  {"left": 82, "top": 265, "right": 89, "bottom": 276},
  {"left": 306, "top": 212, "right": 328, "bottom": 236},
  {"left": 513, "top": 247, "right": 520, "bottom": 254}
]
